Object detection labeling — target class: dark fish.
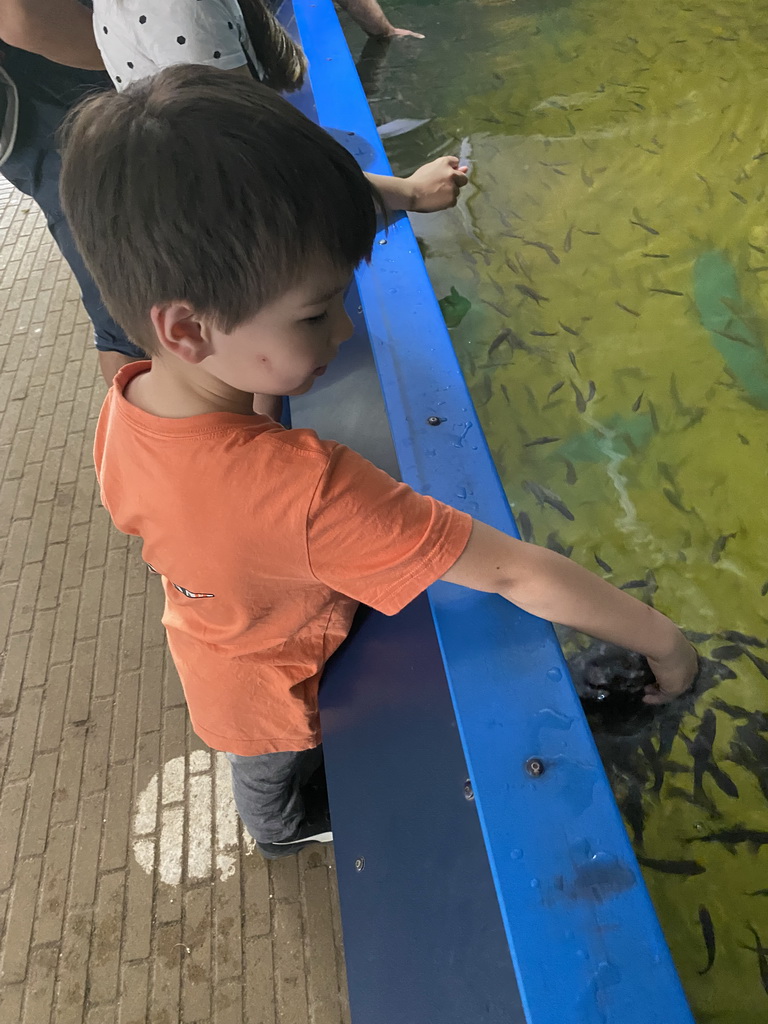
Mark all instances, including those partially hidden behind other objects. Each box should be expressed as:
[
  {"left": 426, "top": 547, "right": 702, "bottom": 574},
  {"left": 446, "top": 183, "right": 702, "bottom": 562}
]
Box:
[
  {"left": 616, "top": 302, "right": 641, "bottom": 317},
  {"left": 762, "top": 581, "right": 768, "bottom": 597},
  {"left": 517, "top": 511, "right": 535, "bottom": 543},
  {"left": 742, "top": 925, "right": 768, "bottom": 994},
  {"left": 581, "top": 229, "right": 601, "bottom": 236},
  {"left": 571, "top": 382, "right": 587, "bottom": 413},
  {"left": 523, "top": 480, "right": 575, "bottom": 521},
  {"left": 500, "top": 383, "right": 511, "bottom": 405},
  {"left": 650, "top": 288, "right": 684, "bottom": 296},
  {"left": 689, "top": 826, "right": 768, "bottom": 851},
  {"left": 568, "top": 351, "right": 579, "bottom": 371},
  {"left": 524, "top": 436, "right": 561, "bottom": 447},
  {"left": 663, "top": 488, "right": 693, "bottom": 514},
  {"left": 551, "top": 167, "right": 568, "bottom": 176},
  {"left": 488, "top": 328, "right": 513, "bottom": 356},
  {"left": 586, "top": 380, "right": 596, "bottom": 402},
  {"left": 595, "top": 554, "right": 613, "bottom": 573},
  {"left": 524, "top": 240, "right": 560, "bottom": 264},
  {"left": 710, "top": 532, "right": 736, "bottom": 563},
  {"left": 636, "top": 856, "right": 706, "bottom": 876},
  {"left": 731, "top": 190, "right": 748, "bottom": 204},
  {"left": 516, "top": 284, "right": 549, "bottom": 305},
  {"left": 559, "top": 321, "right": 579, "bottom": 336},
  {"left": 632, "top": 392, "right": 644, "bottom": 412},
  {"left": 581, "top": 168, "right": 594, "bottom": 187},
  {"left": 738, "top": 433, "right": 750, "bottom": 444},
  {"left": 745, "top": 650, "right": 768, "bottom": 681},
  {"left": 647, "top": 399, "right": 660, "bottom": 433},
  {"left": 564, "top": 459, "right": 578, "bottom": 485},
  {"left": 711, "top": 644, "right": 744, "bottom": 660},
  {"left": 563, "top": 226, "right": 574, "bottom": 252},
  {"left": 746, "top": 890, "right": 768, "bottom": 897},
  {"left": 620, "top": 780, "right": 645, "bottom": 847},
  {"left": 516, "top": 254, "right": 534, "bottom": 282},
  {"left": 642, "top": 253, "right": 671, "bottom": 258},
  {"left": 753, "top": 152, "right": 768, "bottom": 160},
  {"left": 630, "top": 209, "right": 660, "bottom": 235},
  {"left": 546, "top": 532, "right": 573, "bottom": 558},
  {"left": 530, "top": 330, "right": 558, "bottom": 337},
  {"left": 697, "top": 906, "right": 716, "bottom": 975},
  {"left": 620, "top": 579, "right": 647, "bottom": 590},
  {"left": 547, "top": 380, "right": 565, "bottom": 398}
]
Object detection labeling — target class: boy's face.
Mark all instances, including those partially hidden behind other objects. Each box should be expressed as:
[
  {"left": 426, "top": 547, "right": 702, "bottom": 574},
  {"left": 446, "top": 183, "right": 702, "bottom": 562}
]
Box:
[{"left": 201, "top": 261, "right": 355, "bottom": 398}]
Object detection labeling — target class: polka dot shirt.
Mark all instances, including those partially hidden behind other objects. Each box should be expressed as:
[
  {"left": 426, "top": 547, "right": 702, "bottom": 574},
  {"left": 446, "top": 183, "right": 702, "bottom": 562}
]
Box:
[{"left": 92, "top": 0, "right": 263, "bottom": 92}]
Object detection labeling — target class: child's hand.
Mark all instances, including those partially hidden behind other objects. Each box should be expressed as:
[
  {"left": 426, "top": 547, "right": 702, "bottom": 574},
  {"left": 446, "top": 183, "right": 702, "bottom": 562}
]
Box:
[
  {"left": 405, "top": 156, "right": 469, "bottom": 212},
  {"left": 387, "top": 27, "right": 426, "bottom": 39},
  {"left": 643, "top": 634, "right": 698, "bottom": 704}
]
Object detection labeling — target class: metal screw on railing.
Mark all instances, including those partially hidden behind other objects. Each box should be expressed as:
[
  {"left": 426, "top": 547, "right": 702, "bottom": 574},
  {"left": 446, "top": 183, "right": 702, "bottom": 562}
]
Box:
[{"left": 524, "top": 758, "right": 545, "bottom": 778}]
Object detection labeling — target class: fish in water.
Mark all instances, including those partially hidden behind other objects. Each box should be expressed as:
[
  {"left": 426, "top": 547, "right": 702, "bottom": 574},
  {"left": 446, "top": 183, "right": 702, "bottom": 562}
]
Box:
[
  {"left": 523, "top": 480, "right": 575, "bottom": 520},
  {"left": 681, "top": 709, "right": 739, "bottom": 805},
  {"left": 563, "top": 226, "right": 574, "bottom": 252},
  {"left": 559, "top": 321, "right": 579, "bottom": 336},
  {"left": 620, "top": 779, "right": 645, "bottom": 847},
  {"left": 688, "top": 826, "right": 768, "bottom": 852},
  {"left": 650, "top": 288, "right": 684, "bottom": 296},
  {"left": 636, "top": 856, "right": 706, "bottom": 876},
  {"left": 524, "top": 240, "right": 560, "bottom": 265},
  {"left": 571, "top": 382, "right": 587, "bottom": 413},
  {"left": 516, "top": 284, "right": 549, "bottom": 305},
  {"left": 568, "top": 351, "right": 579, "bottom": 371},
  {"left": 517, "top": 510, "right": 534, "bottom": 543},
  {"left": 563, "top": 459, "right": 577, "bottom": 485},
  {"left": 710, "top": 532, "right": 737, "bottom": 563},
  {"left": 595, "top": 554, "right": 613, "bottom": 574},
  {"left": 547, "top": 380, "right": 565, "bottom": 398},
  {"left": 698, "top": 906, "right": 716, "bottom": 975},
  {"left": 524, "top": 436, "right": 561, "bottom": 447},
  {"left": 488, "top": 328, "right": 513, "bottom": 357},
  {"left": 630, "top": 209, "right": 660, "bottom": 235},
  {"left": 632, "top": 392, "right": 644, "bottom": 412},
  {"left": 742, "top": 926, "right": 768, "bottom": 995},
  {"left": 616, "top": 301, "right": 641, "bottom": 317},
  {"left": 376, "top": 117, "right": 430, "bottom": 139}
]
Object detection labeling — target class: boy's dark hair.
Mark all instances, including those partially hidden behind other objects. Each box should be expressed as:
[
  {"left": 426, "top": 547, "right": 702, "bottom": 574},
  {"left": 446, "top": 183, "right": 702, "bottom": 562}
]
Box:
[{"left": 59, "top": 65, "right": 380, "bottom": 352}]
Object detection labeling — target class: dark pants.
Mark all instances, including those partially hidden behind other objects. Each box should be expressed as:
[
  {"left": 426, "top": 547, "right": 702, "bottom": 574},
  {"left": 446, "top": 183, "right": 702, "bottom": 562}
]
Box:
[
  {"left": 1, "top": 96, "right": 145, "bottom": 359},
  {"left": 226, "top": 745, "right": 323, "bottom": 843}
]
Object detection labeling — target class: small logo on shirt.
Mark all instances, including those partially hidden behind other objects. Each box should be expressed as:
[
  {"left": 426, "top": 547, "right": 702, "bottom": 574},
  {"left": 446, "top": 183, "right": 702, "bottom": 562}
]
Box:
[{"left": 146, "top": 563, "right": 215, "bottom": 599}]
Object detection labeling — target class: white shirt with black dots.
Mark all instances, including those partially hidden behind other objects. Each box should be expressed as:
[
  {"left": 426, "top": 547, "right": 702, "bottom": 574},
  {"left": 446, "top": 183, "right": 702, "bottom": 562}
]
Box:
[{"left": 92, "top": 0, "right": 262, "bottom": 91}]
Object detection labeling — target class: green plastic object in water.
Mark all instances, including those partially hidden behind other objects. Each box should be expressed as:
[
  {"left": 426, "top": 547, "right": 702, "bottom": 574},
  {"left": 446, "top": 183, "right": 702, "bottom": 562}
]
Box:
[{"left": 693, "top": 250, "right": 768, "bottom": 409}]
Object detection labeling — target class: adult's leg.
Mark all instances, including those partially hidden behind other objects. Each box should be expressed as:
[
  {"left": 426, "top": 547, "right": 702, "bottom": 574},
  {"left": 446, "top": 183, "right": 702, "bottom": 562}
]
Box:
[{"left": 1, "top": 103, "right": 145, "bottom": 384}]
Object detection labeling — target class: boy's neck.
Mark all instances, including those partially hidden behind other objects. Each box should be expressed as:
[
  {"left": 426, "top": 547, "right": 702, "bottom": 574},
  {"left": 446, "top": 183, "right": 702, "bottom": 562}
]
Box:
[{"left": 125, "top": 357, "right": 258, "bottom": 419}]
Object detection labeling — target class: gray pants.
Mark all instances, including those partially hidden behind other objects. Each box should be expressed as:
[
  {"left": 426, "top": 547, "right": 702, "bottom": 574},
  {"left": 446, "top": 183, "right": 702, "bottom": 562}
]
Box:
[{"left": 226, "top": 745, "right": 323, "bottom": 844}]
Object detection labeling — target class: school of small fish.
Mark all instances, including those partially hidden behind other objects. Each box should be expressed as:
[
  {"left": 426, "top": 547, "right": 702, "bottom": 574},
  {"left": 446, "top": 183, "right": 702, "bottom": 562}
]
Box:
[{"left": 374, "top": 0, "right": 768, "bottom": 1017}]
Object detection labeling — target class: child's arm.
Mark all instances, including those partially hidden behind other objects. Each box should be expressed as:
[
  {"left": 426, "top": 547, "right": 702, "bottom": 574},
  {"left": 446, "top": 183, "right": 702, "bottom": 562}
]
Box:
[
  {"left": 440, "top": 521, "right": 697, "bottom": 704},
  {"left": 0, "top": 0, "right": 104, "bottom": 70},
  {"left": 367, "top": 157, "right": 469, "bottom": 213}
]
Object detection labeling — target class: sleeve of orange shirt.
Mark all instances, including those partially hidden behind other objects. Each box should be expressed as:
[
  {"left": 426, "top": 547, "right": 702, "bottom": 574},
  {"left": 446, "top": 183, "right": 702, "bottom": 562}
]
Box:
[{"left": 305, "top": 443, "right": 473, "bottom": 615}]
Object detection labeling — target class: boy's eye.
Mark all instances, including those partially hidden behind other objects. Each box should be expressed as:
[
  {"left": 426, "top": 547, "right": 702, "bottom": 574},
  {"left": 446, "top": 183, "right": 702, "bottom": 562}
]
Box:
[{"left": 304, "top": 311, "right": 329, "bottom": 324}]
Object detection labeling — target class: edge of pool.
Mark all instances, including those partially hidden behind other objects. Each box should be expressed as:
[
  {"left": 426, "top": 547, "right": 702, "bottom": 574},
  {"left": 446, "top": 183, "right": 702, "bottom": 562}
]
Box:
[{"left": 288, "top": 3, "right": 696, "bottom": 1022}]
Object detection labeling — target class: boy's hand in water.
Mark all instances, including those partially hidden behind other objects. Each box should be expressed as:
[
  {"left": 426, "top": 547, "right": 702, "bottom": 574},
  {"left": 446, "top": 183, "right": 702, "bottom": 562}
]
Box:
[
  {"left": 405, "top": 156, "right": 470, "bottom": 212},
  {"left": 387, "top": 27, "right": 426, "bottom": 39},
  {"left": 644, "top": 634, "right": 699, "bottom": 705},
  {"left": 367, "top": 159, "right": 469, "bottom": 213}
]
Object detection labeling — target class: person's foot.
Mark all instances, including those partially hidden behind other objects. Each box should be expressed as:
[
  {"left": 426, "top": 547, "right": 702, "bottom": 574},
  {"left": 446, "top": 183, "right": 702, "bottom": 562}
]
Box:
[{"left": 257, "top": 814, "right": 333, "bottom": 860}]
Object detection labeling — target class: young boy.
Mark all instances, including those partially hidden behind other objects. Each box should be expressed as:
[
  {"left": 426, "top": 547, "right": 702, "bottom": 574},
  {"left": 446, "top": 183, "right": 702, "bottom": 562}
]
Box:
[{"left": 59, "top": 66, "right": 697, "bottom": 859}]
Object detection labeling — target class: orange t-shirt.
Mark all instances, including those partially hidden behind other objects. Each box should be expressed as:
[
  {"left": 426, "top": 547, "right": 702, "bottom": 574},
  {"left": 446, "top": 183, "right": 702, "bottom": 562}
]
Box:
[{"left": 94, "top": 362, "right": 473, "bottom": 755}]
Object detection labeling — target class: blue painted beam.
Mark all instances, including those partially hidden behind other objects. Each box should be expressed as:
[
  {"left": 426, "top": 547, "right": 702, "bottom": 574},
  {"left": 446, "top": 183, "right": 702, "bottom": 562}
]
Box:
[{"left": 288, "top": 3, "right": 695, "bottom": 1022}]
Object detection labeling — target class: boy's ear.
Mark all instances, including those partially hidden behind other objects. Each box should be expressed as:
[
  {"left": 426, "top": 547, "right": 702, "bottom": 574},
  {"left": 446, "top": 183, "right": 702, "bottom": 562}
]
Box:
[{"left": 150, "top": 303, "right": 215, "bottom": 364}]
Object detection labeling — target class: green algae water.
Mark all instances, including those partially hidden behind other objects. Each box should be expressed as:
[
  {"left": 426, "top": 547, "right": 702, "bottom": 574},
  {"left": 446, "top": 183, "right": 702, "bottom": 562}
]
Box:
[{"left": 342, "top": 0, "right": 768, "bottom": 1018}]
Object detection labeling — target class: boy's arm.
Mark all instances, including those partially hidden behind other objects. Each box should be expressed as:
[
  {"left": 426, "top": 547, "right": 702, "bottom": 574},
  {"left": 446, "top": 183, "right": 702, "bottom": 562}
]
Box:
[
  {"left": 440, "top": 520, "right": 697, "bottom": 704},
  {"left": 0, "top": 0, "right": 104, "bottom": 70},
  {"left": 367, "top": 158, "right": 469, "bottom": 213},
  {"left": 335, "top": 0, "right": 424, "bottom": 39}
]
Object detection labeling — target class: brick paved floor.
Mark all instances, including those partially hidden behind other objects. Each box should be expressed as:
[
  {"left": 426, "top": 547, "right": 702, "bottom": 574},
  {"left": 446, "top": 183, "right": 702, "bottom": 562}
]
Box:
[{"left": 0, "top": 176, "right": 350, "bottom": 1023}]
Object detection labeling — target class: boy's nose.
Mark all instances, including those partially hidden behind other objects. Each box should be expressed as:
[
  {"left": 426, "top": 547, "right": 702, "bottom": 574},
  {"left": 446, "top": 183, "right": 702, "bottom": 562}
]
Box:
[{"left": 336, "top": 309, "right": 354, "bottom": 346}]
